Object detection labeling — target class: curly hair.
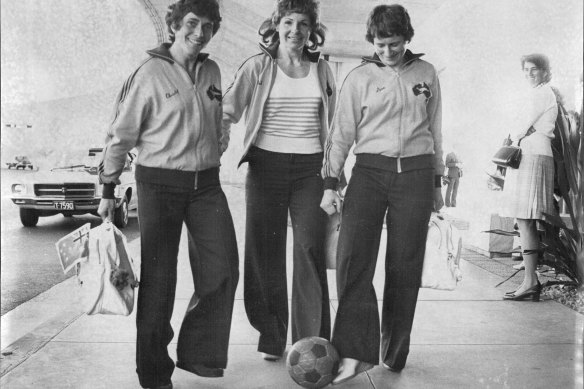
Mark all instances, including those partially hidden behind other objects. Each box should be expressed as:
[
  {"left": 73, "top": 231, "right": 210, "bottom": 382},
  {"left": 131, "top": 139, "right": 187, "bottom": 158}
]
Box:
[
  {"left": 165, "top": 0, "right": 221, "bottom": 42},
  {"left": 365, "top": 4, "right": 414, "bottom": 44},
  {"left": 258, "top": 0, "right": 326, "bottom": 50},
  {"left": 521, "top": 53, "right": 552, "bottom": 84}
]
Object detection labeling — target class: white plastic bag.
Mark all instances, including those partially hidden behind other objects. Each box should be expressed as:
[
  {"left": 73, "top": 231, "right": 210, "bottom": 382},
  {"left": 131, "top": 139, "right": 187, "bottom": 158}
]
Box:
[
  {"left": 78, "top": 222, "right": 139, "bottom": 315},
  {"left": 421, "top": 213, "right": 462, "bottom": 290}
]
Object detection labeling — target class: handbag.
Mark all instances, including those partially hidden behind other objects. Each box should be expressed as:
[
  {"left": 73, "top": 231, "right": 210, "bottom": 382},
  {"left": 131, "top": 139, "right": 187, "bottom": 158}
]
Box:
[
  {"left": 491, "top": 129, "right": 535, "bottom": 169},
  {"left": 421, "top": 213, "right": 462, "bottom": 290},
  {"left": 78, "top": 222, "right": 139, "bottom": 315},
  {"left": 492, "top": 145, "right": 521, "bottom": 169}
]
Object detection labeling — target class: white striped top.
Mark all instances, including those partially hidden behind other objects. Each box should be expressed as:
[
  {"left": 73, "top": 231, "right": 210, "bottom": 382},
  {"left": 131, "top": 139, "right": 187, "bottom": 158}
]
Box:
[{"left": 254, "top": 62, "right": 323, "bottom": 153}]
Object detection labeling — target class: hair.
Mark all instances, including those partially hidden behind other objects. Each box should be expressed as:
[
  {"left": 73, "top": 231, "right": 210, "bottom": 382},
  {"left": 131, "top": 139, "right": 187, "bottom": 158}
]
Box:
[
  {"left": 520, "top": 53, "right": 552, "bottom": 84},
  {"left": 258, "top": 0, "right": 326, "bottom": 50},
  {"left": 365, "top": 4, "right": 414, "bottom": 44},
  {"left": 165, "top": 0, "right": 221, "bottom": 42}
]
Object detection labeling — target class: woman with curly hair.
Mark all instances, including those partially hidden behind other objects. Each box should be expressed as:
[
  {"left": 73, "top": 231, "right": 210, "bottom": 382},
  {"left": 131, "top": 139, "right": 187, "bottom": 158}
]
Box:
[
  {"left": 222, "top": 0, "right": 337, "bottom": 361},
  {"left": 99, "top": 0, "right": 239, "bottom": 387}
]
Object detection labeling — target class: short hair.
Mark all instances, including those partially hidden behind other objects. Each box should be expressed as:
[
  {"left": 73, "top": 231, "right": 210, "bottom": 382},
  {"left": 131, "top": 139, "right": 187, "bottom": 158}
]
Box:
[
  {"left": 259, "top": 0, "right": 326, "bottom": 50},
  {"left": 165, "top": 0, "right": 221, "bottom": 42},
  {"left": 365, "top": 4, "right": 414, "bottom": 44},
  {"left": 521, "top": 53, "right": 552, "bottom": 83}
]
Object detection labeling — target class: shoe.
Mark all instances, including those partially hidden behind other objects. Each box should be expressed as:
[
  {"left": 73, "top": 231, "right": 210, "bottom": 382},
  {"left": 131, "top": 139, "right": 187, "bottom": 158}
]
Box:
[
  {"left": 261, "top": 352, "right": 281, "bottom": 361},
  {"left": 176, "top": 361, "right": 224, "bottom": 377},
  {"left": 502, "top": 282, "right": 541, "bottom": 301},
  {"left": 382, "top": 362, "right": 403, "bottom": 372},
  {"left": 331, "top": 358, "right": 374, "bottom": 385},
  {"left": 146, "top": 382, "right": 172, "bottom": 389},
  {"left": 513, "top": 261, "right": 525, "bottom": 270}
]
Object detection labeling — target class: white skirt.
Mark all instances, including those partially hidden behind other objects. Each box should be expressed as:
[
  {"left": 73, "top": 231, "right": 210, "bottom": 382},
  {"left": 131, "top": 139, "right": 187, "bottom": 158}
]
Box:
[{"left": 500, "top": 154, "right": 556, "bottom": 220}]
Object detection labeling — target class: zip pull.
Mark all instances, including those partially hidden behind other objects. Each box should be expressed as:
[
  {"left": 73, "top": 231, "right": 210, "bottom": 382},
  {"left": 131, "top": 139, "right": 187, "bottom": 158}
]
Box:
[{"left": 397, "top": 157, "right": 402, "bottom": 173}]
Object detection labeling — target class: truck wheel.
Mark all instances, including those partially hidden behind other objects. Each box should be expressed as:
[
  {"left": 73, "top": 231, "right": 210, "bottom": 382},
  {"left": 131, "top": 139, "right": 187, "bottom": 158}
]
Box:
[
  {"left": 20, "top": 209, "right": 39, "bottom": 227},
  {"left": 114, "top": 196, "right": 129, "bottom": 229}
]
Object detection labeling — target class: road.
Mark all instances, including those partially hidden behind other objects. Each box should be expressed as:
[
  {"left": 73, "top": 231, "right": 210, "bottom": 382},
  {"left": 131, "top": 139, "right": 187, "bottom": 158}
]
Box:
[{"left": 0, "top": 169, "right": 140, "bottom": 315}]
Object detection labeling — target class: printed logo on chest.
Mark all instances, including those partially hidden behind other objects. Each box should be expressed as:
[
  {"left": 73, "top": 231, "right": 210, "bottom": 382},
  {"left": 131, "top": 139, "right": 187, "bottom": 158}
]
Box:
[
  {"left": 412, "top": 82, "right": 432, "bottom": 100},
  {"left": 207, "top": 84, "right": 222, "bottom": 102}
]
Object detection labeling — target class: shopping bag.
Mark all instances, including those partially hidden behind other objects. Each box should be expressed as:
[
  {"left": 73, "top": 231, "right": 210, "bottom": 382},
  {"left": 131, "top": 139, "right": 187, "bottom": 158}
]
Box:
[
  {"left": 324, "top": 211, "right": 341, "bottom": 270},
  {"left": 421, "top": 213, "right": 462, "bottom": 290},
  {"left": 78, "top": 222, "right": 139, "bottom": 315}
]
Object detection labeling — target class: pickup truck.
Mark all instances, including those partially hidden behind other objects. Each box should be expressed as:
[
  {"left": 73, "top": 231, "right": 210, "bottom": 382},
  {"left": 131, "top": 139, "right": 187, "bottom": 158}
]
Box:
[{"left": 10, "top": 148, "right": 137, "bottom": 228}]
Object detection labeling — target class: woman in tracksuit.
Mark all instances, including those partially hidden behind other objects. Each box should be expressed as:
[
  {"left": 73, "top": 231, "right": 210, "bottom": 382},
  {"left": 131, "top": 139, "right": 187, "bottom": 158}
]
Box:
[
  {"left": 221, "top": 0, "right": 337, "bottom": 361},
  {"left": 98, "top": 1, "right": 239, "bottom": 387},
  {"left": 320, "top": 4, "right": 444, "bottom": 384}
]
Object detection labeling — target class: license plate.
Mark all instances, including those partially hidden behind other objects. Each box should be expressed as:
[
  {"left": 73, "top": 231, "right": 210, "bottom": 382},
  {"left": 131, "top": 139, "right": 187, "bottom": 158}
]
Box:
[{"left": 54, "top": 201, "right": 74, "bottom": 210}]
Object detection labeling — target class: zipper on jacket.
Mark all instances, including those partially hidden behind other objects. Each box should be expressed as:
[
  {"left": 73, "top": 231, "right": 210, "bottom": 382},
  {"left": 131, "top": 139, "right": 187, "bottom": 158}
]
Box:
[
  {"left": 193, "top": 60, "right": 204, "bottom": 170},
  {"left": 395, "top": 69, "right": 405, "bottom": 168}
]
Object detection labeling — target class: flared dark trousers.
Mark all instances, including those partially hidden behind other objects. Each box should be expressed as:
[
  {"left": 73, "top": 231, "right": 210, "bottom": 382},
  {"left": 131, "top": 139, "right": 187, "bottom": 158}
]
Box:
[
  {"left": 244, "top": 147, "right": 331, "bottom": 356},
  {"left": 135, "top": 174, "right": 239, "bottom": 388},
  {"left": 332, "top": 164, "right": 434, "bottom": 368}
]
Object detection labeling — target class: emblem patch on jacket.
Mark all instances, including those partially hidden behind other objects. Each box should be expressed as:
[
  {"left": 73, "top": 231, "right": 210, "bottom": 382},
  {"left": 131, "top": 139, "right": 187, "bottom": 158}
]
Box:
[
  {"left": 412, "top": 82, "right": 431, "bottom": 99},
  {"left": 207, "top": 84, "right": 222, "bottom": 102}
]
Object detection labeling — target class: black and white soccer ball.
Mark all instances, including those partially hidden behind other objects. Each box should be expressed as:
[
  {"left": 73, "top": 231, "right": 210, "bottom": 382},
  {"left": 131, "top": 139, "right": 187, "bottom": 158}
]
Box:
[{"left": 286, "top": 336, "right": 340, "bottom": 389}]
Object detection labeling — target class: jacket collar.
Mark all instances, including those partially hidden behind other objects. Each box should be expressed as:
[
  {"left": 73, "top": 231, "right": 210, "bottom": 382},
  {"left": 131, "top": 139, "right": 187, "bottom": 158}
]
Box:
[
  {"left": 146, "top": 43, "right": 210, "bottom": 64},
  {"left": 362, "top": 49, "right": 424, "bottom": 68},
  {"left": 259, "top": 42, "right": 321, "bottom": 63}
]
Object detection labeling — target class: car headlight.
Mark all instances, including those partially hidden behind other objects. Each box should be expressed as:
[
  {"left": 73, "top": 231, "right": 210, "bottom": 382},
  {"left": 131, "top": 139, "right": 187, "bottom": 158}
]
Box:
[{"left": 12, "top": 184, "right": 27, "bottom": 195}]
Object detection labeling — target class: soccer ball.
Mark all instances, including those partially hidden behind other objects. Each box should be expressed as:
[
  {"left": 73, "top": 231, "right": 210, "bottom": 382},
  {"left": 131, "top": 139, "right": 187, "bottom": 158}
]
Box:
[{"left": 286, "top": 336, "right": 340, "bottom": 389}]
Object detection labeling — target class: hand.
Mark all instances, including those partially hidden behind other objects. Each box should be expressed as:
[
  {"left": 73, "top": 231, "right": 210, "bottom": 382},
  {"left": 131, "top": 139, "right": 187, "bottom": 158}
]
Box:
[
  {"left": 320, "top": 189, "right": 342, "bottom": 215},
  {"left": 98, "top": 198, "right": 116, "bottom": 222},
  {"left": 433, "top": 188, "right": 444, "bottom": 212}
]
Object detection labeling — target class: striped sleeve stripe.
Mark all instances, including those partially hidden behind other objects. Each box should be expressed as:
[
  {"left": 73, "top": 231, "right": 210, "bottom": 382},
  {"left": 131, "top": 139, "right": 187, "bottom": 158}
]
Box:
[
  {"left": 119, "top": 59, "right": 150, "bottom": 104},
  {"left": 322, "top": 62, "right": 368, "bottom": 178},
  {"left": 111, "top": 58, "right": 152, "bottom": 124},
  {"left": 223, "top": 53, "right": 263, "bottom": 97}
]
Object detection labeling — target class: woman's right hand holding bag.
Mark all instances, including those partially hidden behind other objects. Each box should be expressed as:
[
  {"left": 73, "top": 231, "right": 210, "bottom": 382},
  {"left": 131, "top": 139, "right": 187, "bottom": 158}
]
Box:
[{"left": 320, "top": 189, "right": 343, "bottom": 215}]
